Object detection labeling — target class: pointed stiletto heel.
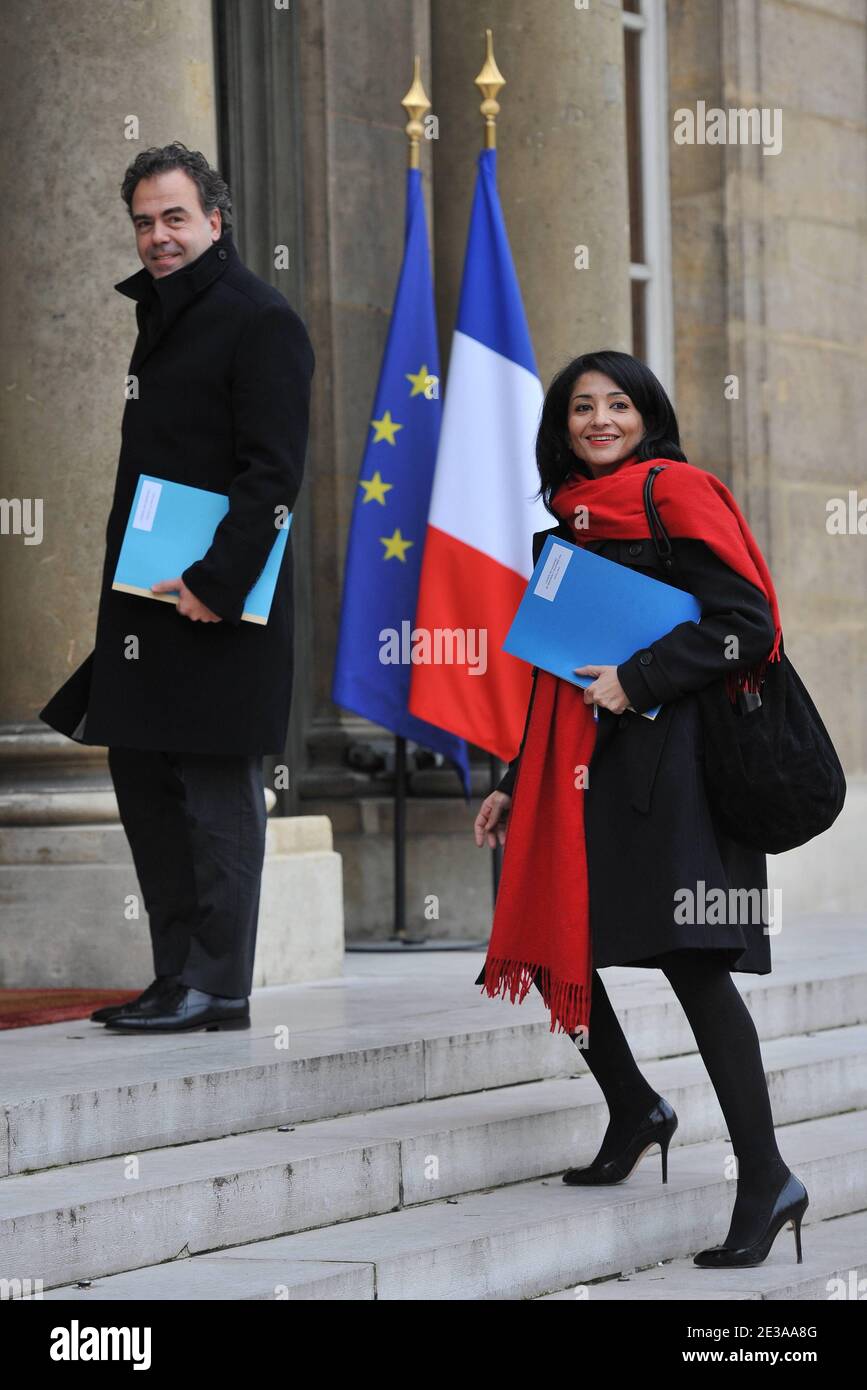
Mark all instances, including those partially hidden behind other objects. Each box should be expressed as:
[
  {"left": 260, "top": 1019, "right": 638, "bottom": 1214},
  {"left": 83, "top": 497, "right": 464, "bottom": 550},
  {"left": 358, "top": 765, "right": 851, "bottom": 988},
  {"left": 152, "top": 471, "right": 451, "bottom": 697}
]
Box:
[
  {"left": 562, "top": 1097, "right": 678, "bottom": 1186},
  {"left": 792, "top": 1199, "right": 806, "bottom": 1263},
  {"left": 660, "top": 1126, "right": 672, "bottom": 1184},
  {"left": 693, "top": 1170, "right": 809, "bottom": 1268}
]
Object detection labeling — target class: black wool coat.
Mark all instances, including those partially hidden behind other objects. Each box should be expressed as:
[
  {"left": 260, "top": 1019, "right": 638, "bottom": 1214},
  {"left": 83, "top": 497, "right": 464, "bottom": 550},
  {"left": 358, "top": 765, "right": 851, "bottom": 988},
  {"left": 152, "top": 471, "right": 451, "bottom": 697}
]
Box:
[
  {"left": 477, "top": 517, "right": 778, "bottom": 982},
  {"left": 39, "top": 230, "right": 315, "bottom": 756}
]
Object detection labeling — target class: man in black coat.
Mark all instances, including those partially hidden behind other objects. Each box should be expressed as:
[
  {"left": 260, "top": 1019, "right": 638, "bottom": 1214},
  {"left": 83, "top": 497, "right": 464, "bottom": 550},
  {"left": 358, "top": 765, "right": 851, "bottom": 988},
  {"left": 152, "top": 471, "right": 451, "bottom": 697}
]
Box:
[{"left": 39, "top": 143, "right": 315, "bottom": 1032}]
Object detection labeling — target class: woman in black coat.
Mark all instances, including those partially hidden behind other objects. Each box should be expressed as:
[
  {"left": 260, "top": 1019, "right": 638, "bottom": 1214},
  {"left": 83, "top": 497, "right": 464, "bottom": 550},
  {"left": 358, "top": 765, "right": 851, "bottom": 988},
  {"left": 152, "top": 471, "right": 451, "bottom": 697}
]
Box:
[{"left": 473, "top": 350, "right": 808, "bottom": 1269}]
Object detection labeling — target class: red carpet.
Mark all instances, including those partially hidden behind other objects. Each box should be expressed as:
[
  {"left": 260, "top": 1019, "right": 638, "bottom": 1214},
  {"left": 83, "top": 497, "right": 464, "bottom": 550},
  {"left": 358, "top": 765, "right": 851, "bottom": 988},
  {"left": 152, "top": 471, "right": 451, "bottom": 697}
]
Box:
[{"left": 0, "top": 989, "right": 140, "bottom": 1030}]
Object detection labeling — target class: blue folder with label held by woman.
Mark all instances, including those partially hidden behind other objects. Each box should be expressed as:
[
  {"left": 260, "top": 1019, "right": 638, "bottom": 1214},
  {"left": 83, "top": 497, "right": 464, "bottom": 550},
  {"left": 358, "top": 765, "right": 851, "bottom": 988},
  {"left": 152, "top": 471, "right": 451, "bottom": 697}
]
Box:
[{"left": 502, "top": 534, "right": 702, "bottom": 720}]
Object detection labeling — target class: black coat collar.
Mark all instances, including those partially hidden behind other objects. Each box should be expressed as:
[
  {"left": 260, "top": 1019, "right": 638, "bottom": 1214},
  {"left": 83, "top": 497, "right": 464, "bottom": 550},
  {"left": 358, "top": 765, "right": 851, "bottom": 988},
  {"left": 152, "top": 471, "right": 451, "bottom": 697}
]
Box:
[
  {"left": 115, "top": 229, "right": 238, "bottom": 370},
  {"left": 114, "top": 228, "right": 237, "bottom": 304}
]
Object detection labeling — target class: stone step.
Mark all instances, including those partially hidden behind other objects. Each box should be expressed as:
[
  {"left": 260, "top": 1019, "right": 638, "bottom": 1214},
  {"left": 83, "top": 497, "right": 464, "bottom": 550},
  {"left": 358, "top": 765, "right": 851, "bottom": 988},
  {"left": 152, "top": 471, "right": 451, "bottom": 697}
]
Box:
[
  {"left": 3, "top": 940, "right": 865, "bottom": 1175},
  {"left": 534, "top": 1208, "right": 867, "bottom": 1301},
  {"left": 35, "top": 1110, "right": 867, "bottom": 1301},
  {"left": 3, "top": 1028, "right": 866, "bottom": 1291},
  {"left": 0, "top": 817, "right": 344, "bottom": 990}
]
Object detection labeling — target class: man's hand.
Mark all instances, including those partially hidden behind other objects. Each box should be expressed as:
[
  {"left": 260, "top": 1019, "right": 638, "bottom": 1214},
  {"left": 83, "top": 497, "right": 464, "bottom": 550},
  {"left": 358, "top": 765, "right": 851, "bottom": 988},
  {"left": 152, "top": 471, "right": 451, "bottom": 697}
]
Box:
[
  {"left": 151, "top": 577, "right": 223, "bottom": 623},
  {"left": 574, "top": 664, "right": 631, "bottom": 714},
  {"left": 474, "top": 790, "right": 513, "bottom": 849}
]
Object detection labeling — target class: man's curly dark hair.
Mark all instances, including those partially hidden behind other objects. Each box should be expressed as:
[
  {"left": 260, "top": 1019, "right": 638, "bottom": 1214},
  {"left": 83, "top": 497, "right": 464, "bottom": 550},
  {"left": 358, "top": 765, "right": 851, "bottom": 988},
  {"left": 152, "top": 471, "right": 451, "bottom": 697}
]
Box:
[{"left": 120, "top": 141, "right": 233, "bottom": 232}]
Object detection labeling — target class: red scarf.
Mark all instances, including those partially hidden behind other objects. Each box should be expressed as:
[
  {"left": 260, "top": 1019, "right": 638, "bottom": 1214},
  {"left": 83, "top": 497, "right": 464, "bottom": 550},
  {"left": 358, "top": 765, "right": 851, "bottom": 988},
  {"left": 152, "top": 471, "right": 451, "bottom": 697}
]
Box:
[{"left": 478, "top": 455, "right": 783, "bottom": 1036}]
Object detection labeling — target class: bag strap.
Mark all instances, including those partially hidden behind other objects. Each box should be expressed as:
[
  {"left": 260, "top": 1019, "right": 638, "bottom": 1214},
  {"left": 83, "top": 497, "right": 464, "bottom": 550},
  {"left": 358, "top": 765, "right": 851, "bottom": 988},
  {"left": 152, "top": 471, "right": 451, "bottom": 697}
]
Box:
[
  {"left": 643, "top": 464, "right": 677, "bottom": 573},
  {"left": 644, "top": 464, "right": 769, "bottom": 714}
]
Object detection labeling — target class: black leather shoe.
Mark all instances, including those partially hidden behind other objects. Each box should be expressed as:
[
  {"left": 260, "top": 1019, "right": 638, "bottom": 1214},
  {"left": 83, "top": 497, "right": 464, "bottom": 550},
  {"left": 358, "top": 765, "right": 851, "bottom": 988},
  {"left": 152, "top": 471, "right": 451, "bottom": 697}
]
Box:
[
  {"left": 693, "top": 1170, "right": 809, "bottom": 1267},
  {"left": 90, "top": 975, "right": 181, "bottom": 1024},
  {"left": 104, "top": 984, "right": 250, "bottom": 1033},
  {"left": 562, "top": 1097, "right": 678, "bottom": 1185}
]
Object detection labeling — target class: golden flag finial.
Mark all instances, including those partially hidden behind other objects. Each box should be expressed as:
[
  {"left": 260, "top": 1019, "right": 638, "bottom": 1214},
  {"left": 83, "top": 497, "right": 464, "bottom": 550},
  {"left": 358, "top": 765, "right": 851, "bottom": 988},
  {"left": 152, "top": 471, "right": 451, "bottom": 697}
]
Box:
[
  {"left": 474, "top": 28, "right": 505, "bottom": 150},
  {"left": 401, "top": 55, "right": 431, "bottom": 170}
]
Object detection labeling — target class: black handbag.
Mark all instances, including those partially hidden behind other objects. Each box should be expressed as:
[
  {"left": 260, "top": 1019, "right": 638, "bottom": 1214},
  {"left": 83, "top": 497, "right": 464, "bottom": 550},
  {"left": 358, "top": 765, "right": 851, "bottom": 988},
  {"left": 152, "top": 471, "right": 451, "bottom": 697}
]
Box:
[{"left": 642, "top": 465, "right": 847, "bottom": 855}]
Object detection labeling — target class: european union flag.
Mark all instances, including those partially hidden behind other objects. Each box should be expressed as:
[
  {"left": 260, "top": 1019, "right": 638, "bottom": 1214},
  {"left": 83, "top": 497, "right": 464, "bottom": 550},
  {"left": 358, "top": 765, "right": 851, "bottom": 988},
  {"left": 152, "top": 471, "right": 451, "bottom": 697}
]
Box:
[{"left": 331, "top": 167, "right": 472, "bottom": 799}]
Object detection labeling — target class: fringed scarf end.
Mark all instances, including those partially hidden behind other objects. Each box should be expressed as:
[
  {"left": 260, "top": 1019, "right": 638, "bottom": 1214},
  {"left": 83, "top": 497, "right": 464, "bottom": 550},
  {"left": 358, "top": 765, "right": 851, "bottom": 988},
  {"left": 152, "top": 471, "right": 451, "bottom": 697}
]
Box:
[
  {"left": 769, "top": 626, "right": 783, "bottom": 663},
  {"left": 724, "top": 626, "right": 783, "bottom": 704},
  {"left": 480, "top": 957, "right": 592, "bottom": 1035}
]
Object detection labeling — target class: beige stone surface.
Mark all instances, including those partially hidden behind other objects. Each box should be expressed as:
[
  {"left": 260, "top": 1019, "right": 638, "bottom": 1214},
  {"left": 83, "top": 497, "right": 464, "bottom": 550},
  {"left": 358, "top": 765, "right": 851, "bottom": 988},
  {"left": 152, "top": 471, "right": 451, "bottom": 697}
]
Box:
[
  {"left": 431, "top": 0, "right": 632, "bottom": 387},
  {"left": 0, "top": 818, "right": 344, "bottom": 989},
  {"left": 0, "top": 0, "right": 217, "bottom": 726},
  {"left": 667, "top": 0, "right": 867, "bottom": 784}
]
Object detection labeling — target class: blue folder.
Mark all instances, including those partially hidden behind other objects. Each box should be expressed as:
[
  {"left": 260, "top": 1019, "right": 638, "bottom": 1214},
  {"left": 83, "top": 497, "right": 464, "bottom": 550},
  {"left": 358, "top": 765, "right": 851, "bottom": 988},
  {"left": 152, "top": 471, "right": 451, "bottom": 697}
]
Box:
[
  {"left": 112, "top": 474, "right": 291, "bottom": 625},
  {"left": 502, "top": 534, "right": 701, "bottom": 720}
]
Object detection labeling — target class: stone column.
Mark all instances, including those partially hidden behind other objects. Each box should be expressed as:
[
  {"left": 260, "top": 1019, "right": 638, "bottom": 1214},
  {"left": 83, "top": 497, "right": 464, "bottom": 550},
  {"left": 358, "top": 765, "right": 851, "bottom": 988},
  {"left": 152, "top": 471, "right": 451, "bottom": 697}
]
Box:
[
  {"left": 0, "top": 0, "right": 219, "bottom": 822},
  {"left": 666, "top": 0, "right": 867, "bottom": 910},
  {"left": 431, "top": 0, "right": 632, "bottom": 388}
]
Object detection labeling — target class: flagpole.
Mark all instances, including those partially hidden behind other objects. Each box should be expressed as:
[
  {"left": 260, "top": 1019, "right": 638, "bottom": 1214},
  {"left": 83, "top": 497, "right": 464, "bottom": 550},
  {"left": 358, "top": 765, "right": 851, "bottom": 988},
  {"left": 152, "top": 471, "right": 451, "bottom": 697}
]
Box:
[
  {"left": 389, "top": 58, "right": 432, "bottom": 942},
  {"left": 476, "top": 27, "right": 505, "bottom": 152},
  {"left": 337, "top": 55, "right": 474, "bottom": 955},
  {"left": 402, "top": 54, "right": 427, "bottom": 170},
  {"left": 394, "top": 734, "right": 407, "bottom": 938},
  {"left": 476, "top": 30, "right": 508, "bottom": 908}
]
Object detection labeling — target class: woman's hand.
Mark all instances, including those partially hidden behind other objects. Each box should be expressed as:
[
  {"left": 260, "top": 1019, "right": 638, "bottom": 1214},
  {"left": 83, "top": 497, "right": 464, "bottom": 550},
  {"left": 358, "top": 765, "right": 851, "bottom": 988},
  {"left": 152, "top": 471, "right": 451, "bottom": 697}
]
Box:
[
  {"left": 574, "top": 664, "right": 632, "bottom": 714},
  {"left": 474, "top": 790, "right": 512, "bottom": 848}
]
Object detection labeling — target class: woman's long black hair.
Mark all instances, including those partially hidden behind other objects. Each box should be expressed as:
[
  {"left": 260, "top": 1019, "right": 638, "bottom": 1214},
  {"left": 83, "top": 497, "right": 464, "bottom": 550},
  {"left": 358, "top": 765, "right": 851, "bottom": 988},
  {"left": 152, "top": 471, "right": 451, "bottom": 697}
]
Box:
[{"left": 535, "top": 349, "right": 687, "bottom": 518}]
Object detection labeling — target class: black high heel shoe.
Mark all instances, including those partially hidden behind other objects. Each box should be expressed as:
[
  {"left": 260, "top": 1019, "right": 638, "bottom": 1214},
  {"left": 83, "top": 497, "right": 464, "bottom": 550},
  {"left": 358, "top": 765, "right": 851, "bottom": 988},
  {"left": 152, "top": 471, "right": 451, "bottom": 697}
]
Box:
[
  {"left": 562, "top": 1097, "right": 678, "bottom": 1185},
  {"left": 693, "top": 1169, "right": 809, "bottom": 1268}
]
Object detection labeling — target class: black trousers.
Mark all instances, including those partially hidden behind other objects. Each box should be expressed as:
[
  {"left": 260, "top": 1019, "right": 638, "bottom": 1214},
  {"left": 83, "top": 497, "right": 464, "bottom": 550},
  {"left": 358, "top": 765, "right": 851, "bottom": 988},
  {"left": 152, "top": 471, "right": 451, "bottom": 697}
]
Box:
[{"left": 107, "top": 747, "right": 267, "bottom": 998}]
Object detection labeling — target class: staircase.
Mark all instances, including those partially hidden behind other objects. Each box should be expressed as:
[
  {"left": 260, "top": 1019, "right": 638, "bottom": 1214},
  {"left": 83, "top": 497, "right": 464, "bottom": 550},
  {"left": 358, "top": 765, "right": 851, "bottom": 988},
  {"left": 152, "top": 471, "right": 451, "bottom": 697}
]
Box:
[{"left": 1, "top": 913, "right": 866, "bottom": 1301}]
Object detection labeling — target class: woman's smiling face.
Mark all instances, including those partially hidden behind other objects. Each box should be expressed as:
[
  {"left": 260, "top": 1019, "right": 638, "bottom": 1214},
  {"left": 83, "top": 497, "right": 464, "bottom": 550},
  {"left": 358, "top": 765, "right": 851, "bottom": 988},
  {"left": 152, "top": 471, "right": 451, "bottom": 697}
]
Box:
[{"left": 566, "top": 370, "right": 645, "bottom": 475}]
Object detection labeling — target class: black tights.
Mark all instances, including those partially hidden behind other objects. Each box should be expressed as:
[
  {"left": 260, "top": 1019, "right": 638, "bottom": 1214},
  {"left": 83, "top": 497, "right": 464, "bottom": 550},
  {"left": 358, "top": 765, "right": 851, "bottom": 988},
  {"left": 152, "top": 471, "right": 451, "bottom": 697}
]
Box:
[{"left": 538, "top": 949, "right": 790, "bottom": 1247}]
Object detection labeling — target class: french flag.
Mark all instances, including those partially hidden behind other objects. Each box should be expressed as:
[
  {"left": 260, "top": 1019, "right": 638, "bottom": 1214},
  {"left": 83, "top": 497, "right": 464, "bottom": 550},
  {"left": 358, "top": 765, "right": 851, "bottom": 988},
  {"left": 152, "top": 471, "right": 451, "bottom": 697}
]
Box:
[{"left": 408, "top": 147, "right": 550, "bottom": 762}]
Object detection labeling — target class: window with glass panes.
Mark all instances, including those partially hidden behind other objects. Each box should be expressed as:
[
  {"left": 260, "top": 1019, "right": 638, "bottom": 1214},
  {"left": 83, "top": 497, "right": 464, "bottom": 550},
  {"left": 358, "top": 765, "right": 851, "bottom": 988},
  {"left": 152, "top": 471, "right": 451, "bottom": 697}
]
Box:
[{"left": 621, "top": 0, "right": 674, "bottom": 396}]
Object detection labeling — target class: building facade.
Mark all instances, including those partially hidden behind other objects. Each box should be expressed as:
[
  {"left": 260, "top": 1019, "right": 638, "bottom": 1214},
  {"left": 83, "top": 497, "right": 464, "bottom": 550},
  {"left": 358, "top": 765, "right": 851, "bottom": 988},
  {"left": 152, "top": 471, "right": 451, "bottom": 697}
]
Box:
[{"left": 0, "top": 0, "right": 864, "bottom": 981}]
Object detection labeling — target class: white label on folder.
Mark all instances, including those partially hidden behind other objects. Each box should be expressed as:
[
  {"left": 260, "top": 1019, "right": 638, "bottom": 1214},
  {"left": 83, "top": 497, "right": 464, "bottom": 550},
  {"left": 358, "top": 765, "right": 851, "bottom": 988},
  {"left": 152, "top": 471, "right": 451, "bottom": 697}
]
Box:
[
  {"left": 534, "top": 543, "right": 573, "bottom": 602},
  {"left": 132, "top": 479, "right": 162, "bottom": 532}
]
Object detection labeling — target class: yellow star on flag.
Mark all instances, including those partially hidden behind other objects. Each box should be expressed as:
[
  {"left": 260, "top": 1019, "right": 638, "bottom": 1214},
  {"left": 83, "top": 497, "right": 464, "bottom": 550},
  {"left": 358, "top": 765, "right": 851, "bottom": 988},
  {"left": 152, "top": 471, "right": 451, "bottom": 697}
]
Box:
[
  {"left": 405, "top": 364, "right": 434, "bottom": 398},
  {"left": 358, "top": 471, "right": 393, "bottom": 505},
  {"left": 381, "top": 529, "right": 414, "bottom": 562},
  {"left": 370, "top": 410, "right": 403, "bottom": 445}
]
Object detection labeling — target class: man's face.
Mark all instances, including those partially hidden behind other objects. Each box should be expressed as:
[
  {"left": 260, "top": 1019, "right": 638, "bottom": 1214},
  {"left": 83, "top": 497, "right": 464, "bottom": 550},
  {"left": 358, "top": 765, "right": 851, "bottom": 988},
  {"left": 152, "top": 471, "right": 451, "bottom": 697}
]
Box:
[{"left": 130, "top": 169, "right": 221, "bottom": 278}]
